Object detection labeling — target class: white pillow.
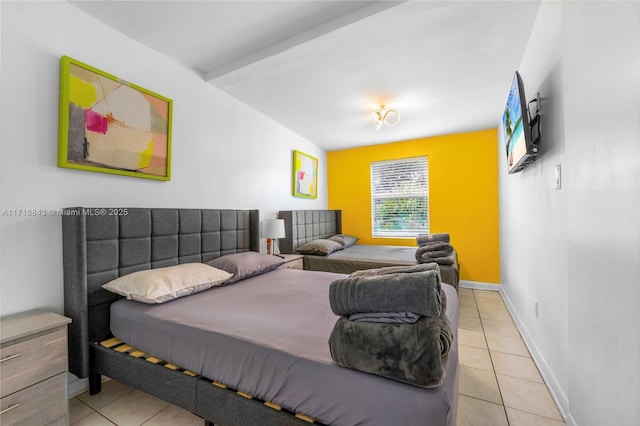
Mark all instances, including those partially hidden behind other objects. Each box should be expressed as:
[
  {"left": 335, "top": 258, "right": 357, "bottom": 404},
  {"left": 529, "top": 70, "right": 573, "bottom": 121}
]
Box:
[{"left": 102, "top": 263, "right": 233, "bottom": 304}]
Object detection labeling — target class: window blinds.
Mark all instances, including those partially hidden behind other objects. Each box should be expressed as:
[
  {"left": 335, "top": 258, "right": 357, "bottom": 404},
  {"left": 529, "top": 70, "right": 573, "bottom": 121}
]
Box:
[{"left": 370, "top": 156, "right": 429, "bottom": 237}]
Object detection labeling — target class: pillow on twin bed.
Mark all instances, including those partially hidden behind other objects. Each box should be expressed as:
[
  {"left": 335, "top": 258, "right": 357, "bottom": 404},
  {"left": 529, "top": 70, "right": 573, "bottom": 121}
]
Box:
[
  {"left": 102, "top": 263, "right": 233, "bottom": 304},
  {"left": 296, "top": 239, "right": 344, "bottom": 256},
  {"left": 328, "top": 234, "right": 359, "bottom": 248},
  {"left": 206, "top": 251, "right": 285, "bottom": 284}
]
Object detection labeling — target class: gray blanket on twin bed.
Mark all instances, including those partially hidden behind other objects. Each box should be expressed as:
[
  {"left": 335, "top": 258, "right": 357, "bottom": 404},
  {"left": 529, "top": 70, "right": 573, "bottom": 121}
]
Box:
[
  {"left": 416, "top": 233, "right": 451, "bottom": 245},
  {"left": 415, "top": 241, "right": 453, "bottom": 256},
  {"left": 348, "top": 311, "right": 422, "bottom": 324},
  {"left": 329, "top": 306, "right": 453, "bottom": 389},
  {"left": 415, "top": 242, "right": 456, "bottom": 265},
  {"left": 416, "top": 253, "right": 457, "bottom": 266},
  {"left": 329, "top": 270, "right": 442, "bottom": 318}
]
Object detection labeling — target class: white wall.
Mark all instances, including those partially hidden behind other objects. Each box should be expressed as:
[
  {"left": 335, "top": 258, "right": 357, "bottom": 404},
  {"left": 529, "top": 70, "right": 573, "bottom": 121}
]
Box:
[
  {"left": 563, "top": 2, "right": 640, "bottom": 425},
  {"left": 498, "top": 0, "right": 570, "bottom": 414},
  {"left": 499, "top": 2, "right": 640, "bottom": 425},
  {"left": 0, "top": 1, "right": 327, "bottom": 318}
]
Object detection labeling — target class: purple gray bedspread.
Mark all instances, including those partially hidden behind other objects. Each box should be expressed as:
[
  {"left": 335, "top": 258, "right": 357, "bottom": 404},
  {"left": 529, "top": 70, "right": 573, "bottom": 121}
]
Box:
[{"left": 110, "top": 268, "right": 459, "bottom": 426}]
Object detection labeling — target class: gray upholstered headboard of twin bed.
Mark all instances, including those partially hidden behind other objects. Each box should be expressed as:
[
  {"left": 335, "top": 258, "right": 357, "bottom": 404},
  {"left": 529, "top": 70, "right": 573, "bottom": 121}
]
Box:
[
  {"left": 62, "top": 207, "right": 259, "bottom": 379},
  {"left": 278, "top": 210, "right": 342, "bottom": 254}
]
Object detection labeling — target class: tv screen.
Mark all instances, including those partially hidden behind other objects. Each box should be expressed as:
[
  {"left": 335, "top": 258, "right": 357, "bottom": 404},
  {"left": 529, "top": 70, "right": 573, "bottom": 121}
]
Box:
[{"left": 502, "top": 71, "right": 537, "bottom": 173}]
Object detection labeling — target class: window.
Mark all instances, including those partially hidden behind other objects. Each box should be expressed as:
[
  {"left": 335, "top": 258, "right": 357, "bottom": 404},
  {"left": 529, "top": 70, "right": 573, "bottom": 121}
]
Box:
[{"left": 370, "top": 156, "right": 429, "bottom": 237}]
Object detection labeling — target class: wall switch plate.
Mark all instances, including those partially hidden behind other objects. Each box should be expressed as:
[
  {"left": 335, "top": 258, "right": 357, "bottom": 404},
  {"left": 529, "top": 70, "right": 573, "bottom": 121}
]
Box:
[{"left": 554, "top": 164, "right": 562, "bottom": 190}]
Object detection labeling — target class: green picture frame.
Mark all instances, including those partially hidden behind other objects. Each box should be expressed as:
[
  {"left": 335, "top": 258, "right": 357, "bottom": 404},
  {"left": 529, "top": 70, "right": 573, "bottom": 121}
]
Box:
[
  {"left": 292, "top": 150, "right": 318, "bottom": 199},
  {"left": 57, "top": 56, "right": 173, "bottom": 181}
]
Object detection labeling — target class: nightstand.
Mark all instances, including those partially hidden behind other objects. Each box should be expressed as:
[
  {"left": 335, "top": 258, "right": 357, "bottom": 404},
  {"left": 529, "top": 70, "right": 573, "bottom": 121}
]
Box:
[
  {"left": 278, "top": 254, "right": 304, "bottom": 270},
  {"left": 1, "top": 310, "right": 71, "bottom": 426}
]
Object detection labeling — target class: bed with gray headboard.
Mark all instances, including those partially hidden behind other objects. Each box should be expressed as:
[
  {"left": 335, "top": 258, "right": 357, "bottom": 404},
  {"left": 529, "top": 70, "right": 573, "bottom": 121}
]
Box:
[
  {"left": 62, "top": 207, "right": 293, "bottom": 425},
  {"left": 278, "top": 210, "right": 459, "bottom": 289},
  {"left": 62, "top": 207, "right": 459, "bottom": 426}
]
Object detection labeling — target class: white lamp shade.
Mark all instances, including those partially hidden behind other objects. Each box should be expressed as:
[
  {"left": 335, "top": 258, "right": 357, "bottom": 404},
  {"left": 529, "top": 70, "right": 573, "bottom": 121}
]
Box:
[{"left": 261, "top": 219, "right": 286, "bottom": 239}]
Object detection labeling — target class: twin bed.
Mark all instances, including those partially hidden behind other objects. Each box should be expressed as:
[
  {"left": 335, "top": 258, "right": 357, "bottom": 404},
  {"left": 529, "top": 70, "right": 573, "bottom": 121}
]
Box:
[
  {"left": 278, "top": 210, "right": 460, "bottom": 289},
  {"left": 62, "top": 207, "right": 459, "bottom": 426}
]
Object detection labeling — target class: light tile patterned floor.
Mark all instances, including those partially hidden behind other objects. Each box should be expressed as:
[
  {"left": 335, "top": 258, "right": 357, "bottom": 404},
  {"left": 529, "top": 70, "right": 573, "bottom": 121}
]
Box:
[
  {"left": 68, "top": 289, "right": 565, "bottom": 425},
  {"left": 456, "top": 289, "right": 565, "bottom": 426}
]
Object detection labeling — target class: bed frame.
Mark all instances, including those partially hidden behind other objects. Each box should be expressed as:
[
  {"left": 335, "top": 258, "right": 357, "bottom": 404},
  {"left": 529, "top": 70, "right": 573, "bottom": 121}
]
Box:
[
  {"left": 278, "top": 210, "right": 342, "bottom": 254},
  {"left": 62, "top": 207, "right": 315, "bottom": 426},
  {"left": 278, "top": 209, "right": 459, "bottom": 289}
]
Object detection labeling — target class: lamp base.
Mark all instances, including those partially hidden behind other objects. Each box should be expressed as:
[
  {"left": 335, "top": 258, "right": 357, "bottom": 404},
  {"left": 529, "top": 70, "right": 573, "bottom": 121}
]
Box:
[{"left": 266, "top": 238, "right": 273, "bottom": 255}]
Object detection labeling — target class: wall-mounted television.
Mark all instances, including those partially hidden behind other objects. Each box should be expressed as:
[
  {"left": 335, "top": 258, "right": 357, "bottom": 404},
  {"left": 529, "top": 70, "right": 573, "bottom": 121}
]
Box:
[{"left": 502, "top": 71, "right": 538, "bottom": 174}]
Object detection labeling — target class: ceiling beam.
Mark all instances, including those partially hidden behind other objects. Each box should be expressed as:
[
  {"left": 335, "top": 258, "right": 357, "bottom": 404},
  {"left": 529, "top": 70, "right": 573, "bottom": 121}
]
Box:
[{"left": 204, "top": 0, "right": 406, "bottom": 83}]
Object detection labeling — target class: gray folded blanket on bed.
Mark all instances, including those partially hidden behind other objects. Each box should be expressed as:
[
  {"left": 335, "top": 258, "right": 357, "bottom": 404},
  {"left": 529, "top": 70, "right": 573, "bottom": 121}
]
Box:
[
  {"left": 348, "top": 311, "right": 422, "bottom": 324},
  {"left": 415, "top": 241, "right": 453, "bottom": 255},
  {"left": 329, "top": 270, "right": 442, "bottom": 318},
  {"left": 349, "top": 262, "right": 440, "bottom": 278},
  {"left": 415, "top": 242, "right": 455, "bottom": 264},
  {"left": 416, "top": 250, "right": 457, "bottom": 265},
  {"left": 329, "top": 310, "right": 453, "bottom": 388},
  {"left": 348, "top": 288, "right": 448, "bottom": 324},
  {"left": 416, "top": 233, "right": 450, "bottom": 245},
  {"left": 417, "top": 253, "right": 456, "bottom": 266}
]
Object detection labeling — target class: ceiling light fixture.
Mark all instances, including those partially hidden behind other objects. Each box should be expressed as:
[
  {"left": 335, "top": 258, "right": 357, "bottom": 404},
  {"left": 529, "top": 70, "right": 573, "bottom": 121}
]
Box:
[{"left": 372, "top": 106, "right": 399, "bottom": 129}]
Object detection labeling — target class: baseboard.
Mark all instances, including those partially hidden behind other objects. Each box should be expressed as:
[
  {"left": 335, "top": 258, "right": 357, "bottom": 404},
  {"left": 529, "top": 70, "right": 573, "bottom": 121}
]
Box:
[
  {"left": 458, "top": 280, "right": 500, "bottom": 291},
  {"left": 499, "top": 289, "right": 570, "bottom": 423},
  {"left": 67, "top": 375, "right": 88, "bottom": 398}
]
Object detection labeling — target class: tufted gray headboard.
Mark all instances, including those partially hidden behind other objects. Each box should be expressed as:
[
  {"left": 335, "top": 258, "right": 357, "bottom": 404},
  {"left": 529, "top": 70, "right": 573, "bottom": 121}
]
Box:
[
  {"left": 62, "top": 207, "right": 259, "bottom": 378},
  {"left": 278, "top": 210, "right": 342, "bottom": 254}
]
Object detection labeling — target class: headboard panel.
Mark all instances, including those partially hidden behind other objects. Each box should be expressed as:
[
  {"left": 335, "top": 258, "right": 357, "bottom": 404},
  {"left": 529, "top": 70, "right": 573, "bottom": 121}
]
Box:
[
  {"left": 278, "top": 210, "right": 342, "bottom": 254},
  {"left": 62, "top": 207, "right": 259, "bottom": 378}
]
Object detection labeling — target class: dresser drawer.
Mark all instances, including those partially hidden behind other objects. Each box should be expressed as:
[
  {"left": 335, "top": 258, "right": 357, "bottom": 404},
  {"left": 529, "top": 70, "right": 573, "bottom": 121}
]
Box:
[
  {"left": 0, "top": 372, "right": 67, "bottom": 426},
  {"left": 0, "top": 328, "right": 67, "bottom": 398}
]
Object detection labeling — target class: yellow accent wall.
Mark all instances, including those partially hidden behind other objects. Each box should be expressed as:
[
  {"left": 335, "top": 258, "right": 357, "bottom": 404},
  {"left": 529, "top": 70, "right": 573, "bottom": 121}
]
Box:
[{"left": 327, "top": 128, "right": 500, "bottom": 284}]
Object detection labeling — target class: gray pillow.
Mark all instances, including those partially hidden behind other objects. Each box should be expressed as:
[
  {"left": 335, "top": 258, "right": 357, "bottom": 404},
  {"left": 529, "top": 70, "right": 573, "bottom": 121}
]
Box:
[
  {"left": 296, "top": 239, "right": 344, "bottom": 256},
  {"left": 206, "top": 251, "right": 284, "bottom": 284},
  {"left": 328, "top": 234, "right": 359, "bottom": 247}
]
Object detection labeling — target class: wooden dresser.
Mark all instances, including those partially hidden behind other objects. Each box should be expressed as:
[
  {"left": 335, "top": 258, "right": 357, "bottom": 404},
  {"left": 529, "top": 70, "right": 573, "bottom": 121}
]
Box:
[{"left": 0, "top": 310, "right": 71, "bottom": 426}]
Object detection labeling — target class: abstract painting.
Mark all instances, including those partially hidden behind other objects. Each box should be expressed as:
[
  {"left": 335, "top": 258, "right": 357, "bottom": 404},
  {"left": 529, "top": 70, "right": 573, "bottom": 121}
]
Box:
[
  {"left": 292, "top": 150, "right": 318, "bottom": 199},
  {"left": 58, "top": 56, "right": 172, "bottom": 180}
]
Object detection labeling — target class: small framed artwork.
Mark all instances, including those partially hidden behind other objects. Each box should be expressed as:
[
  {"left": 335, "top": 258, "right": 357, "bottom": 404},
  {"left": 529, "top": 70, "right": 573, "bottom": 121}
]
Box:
[
  {"left": 57, "top": 56, "right": 173, "bottom": 181},
  {"left": 292, "top": 150, "right": 318, "bottom": 199}
]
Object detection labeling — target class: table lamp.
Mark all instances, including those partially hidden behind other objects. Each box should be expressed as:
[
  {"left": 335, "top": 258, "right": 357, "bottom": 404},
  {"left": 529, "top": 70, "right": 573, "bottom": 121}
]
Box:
[{"left": 262, "top": 219, "right": 286, "bottom": 255}]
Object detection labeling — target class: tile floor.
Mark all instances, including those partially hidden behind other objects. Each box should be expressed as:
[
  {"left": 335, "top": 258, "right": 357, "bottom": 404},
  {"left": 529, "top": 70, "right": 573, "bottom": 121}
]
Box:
[
  {"left": 68, "top": 289, "right": 565, "bottom": 425},
  {"left": 456, "top": 289, "right": 564, "bottom": 426}
]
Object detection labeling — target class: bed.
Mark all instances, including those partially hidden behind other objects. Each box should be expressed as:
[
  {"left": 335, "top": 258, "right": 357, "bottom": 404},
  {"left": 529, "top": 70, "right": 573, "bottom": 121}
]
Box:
[
  {"left": 62, "top": 207, "right": 459, "bottom": 426},
  {"left": 278, "top": 210, "right": 460, "bottom": 289}
]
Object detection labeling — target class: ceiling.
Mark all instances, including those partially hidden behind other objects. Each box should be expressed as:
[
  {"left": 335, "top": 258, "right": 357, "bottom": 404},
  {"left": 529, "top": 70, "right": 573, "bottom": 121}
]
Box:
[{"left": 70, "top": 1, "right": 541, "bottom": 151}]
